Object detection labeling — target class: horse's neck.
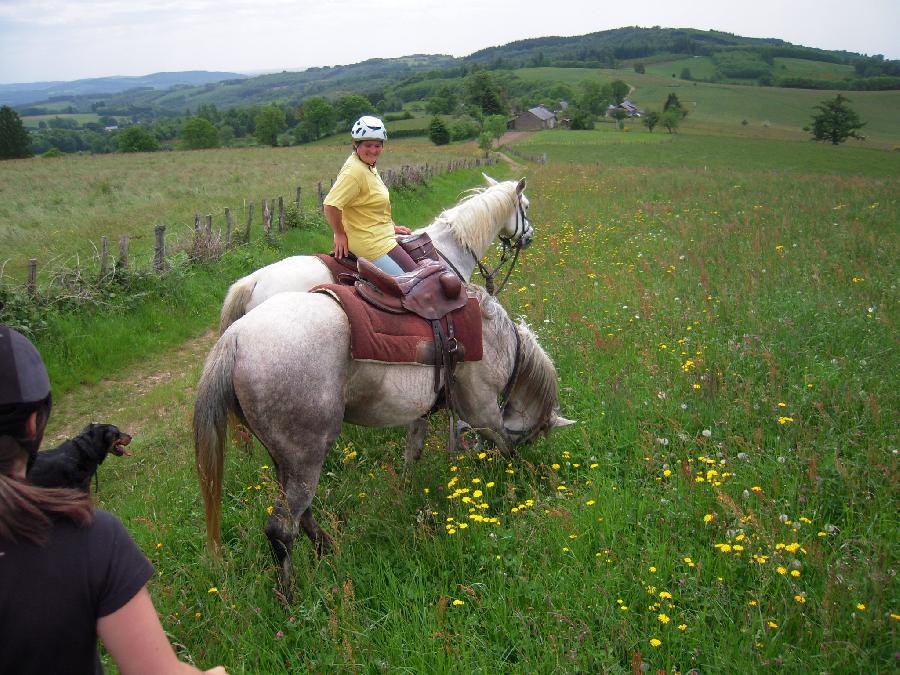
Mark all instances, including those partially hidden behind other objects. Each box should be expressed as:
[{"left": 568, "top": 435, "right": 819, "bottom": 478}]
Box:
[{"left": 421, "top": 223, "right": 479, "bottom": 281}]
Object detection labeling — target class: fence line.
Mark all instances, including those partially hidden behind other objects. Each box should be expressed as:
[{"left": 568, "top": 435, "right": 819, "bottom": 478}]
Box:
[{"left": 5, "top": 156, "right": 498, "bottom": 296}]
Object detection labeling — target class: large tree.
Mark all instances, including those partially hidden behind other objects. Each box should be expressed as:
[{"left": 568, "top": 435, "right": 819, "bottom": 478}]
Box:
[
  {"left": 335, "top": 95, "right": 374, "bottom": 128},
  {"left": 464, "top": 71, "right": 507, "bottom": 116},
  {"left": 807, "top": 94, "right": 865, "bottom": 145},
  {"left": 428, "top": 116, "right": 450, "bottom": 146},
  {"left": 254, "top": 105, "right": 286, "bottom": 146},
  {"left": 180, "top": 116, "right": 219, "bottom": 149},
  {"left": 116, "top": 126, "right": 159, "bottom": 153},
  {"left": 298, "top": 97, "right": 337, "bottom": 141},
  {"left": 0, "top": 105, "right": 33, "bottom": 159}
]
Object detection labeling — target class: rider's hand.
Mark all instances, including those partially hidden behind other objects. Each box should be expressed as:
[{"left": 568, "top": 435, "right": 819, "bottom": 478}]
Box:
[
  {"left": 394, "top": 225, "right": 412, "bottom": 235},
  {"left": 333, "top": 233, "right": 349, "bottom": 258}
]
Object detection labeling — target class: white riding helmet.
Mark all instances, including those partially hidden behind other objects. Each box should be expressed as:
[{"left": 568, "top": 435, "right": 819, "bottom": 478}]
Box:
[{"left": 351, "top": 115, "right": 387, "bottom": 141}]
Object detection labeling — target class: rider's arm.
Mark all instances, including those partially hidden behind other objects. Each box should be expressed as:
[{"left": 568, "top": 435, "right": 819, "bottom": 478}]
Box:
[{"left": 324, "top": 205, "right": 349, "bottom": 258}]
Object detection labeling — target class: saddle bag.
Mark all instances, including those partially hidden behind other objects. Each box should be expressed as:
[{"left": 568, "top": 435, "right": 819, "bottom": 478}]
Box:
[{"left": 397, "top": 232, "right": 438, "bottom": 264}]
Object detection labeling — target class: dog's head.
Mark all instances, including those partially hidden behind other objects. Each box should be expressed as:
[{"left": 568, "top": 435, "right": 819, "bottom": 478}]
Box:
[{"left": 80, "top": 423, "right": 133, "bottom": 459}]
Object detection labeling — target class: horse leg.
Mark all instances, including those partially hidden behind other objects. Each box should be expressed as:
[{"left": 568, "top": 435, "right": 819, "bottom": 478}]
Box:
[
  {"left": 404, "top": 416, "right": 429, "bottom": 466},
  {"left": 263, "top": 447, "right": 332, "bottom": 600}
]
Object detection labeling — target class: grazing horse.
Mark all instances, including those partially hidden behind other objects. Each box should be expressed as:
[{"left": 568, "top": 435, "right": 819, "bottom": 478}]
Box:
[
  {"left": 218, "top": 175, "right": 533, "bottom": 332},
  {"left": 194, "top": 286, "right": 573, "bottom": 595}
]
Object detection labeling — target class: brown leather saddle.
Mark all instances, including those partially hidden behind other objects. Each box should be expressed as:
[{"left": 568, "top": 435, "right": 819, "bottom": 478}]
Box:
[
  {"left": 355, "top": 258, "right": 467, "bottom": 320},
  {"left": 352, "top": 253, "right": 470, "bottom": 452}
]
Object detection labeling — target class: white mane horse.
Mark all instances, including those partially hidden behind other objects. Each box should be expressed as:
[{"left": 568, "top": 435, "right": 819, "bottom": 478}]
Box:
[
  {"left": 219, "top": 175, "right": 533, "bottom": 332},
  {"left": 194, "top": 286, "right": 573, "bottom": 596}
]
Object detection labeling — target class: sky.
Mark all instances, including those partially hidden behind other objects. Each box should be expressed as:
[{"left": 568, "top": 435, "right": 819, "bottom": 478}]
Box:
[{"left": 0, "top": 0, "right": 898, "bottom": 84}]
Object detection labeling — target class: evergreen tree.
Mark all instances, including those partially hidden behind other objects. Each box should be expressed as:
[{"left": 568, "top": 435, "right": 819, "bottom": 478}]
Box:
[
  {"left": 806, "top": 94, "right": 865, "bottom": 145},
  {"left": 0, "top": 105, "right": 33, "bottom": 159},
  {"left": 428, "top": 117, "right": 450, "bottom": 146}
]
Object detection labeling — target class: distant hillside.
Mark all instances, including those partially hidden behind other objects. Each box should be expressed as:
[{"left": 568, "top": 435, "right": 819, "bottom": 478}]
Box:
[
  {"left": 8, "top": 27, "right": 897, "bottom": 117},
  {"left": 0, "top": 71, "right": 247, "bottom": 107}
]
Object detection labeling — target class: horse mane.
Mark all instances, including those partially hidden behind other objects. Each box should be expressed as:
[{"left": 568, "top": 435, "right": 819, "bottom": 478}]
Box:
[
  {"left": 469, "top": 286, "right": 558, "bottom": 436},
  {"left": 433, "top": 181, "right": 519, "bottom": 253}
]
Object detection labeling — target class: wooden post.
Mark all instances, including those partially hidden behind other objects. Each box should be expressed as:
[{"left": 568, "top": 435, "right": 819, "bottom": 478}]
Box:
[
  {"left": 154, "top": 224, "right": 166, "bottom": 271},
  {"left": 100, "top": 236, "right": 108, "bottom": 277},
  {"left": 245, "top": 203, "right": 253, "bottom": 242},
  {"left": 317, "top": 182, "right": 324, "bottom": 212},
  {"left": 118, "top": 235, "right": 129, "bottom": 269},
  {"left": 263, "top": 199, "right": 271, "bottom": 237},
  {"left": 27, "top": 259, "right": 37, "bottom": 296},
  {"left": 295, "top": 186, "right": 301, "bottom": 209},
  {"left": 205, "top": 214, "right": 212, "bottom": 237},
  {"left": 277, "top": 196, "right": 284, "bottom": 233},
  {"left": 225, "top": 207, "right": 232, "bottom": 247}
]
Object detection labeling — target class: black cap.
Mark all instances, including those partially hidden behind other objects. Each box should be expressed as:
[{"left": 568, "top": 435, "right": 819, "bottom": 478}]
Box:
[{"left": 0, "top": 325, "right": 51, "bottom": 406}]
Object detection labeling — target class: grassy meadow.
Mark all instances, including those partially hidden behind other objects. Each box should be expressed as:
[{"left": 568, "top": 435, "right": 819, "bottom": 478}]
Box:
[
  {"left": 0, "top": 139, "right": 480, "bottom": 280},
  {"left": 8, "top": 117, "right": 899, "bottom": 672}
]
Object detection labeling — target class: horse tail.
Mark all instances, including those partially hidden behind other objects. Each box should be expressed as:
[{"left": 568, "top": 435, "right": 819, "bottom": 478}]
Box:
[
  {"left": 193, "top": 330, "right": 241, "bottom": 553},
  {"left": 219, "top": 274, "right": 257, "bottom": 334}
]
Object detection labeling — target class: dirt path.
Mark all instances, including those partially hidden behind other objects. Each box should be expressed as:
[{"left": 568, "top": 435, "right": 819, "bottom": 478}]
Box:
[{"left": 45, "top": 329, "right": 218, "bottom": 444}]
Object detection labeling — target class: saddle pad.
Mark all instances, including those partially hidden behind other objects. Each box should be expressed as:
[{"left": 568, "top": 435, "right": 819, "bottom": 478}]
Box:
[{"left": 312, "top": 283, "right": 483, "bottom": 365}]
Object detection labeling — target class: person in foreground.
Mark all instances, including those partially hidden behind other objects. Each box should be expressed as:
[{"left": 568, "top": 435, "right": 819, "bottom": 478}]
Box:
[
  {"left": 323, "top": 115, "right": 418, "bottom": 275},
  {"left": 0, "top": 325, "right": 226, "bottom": 675}
]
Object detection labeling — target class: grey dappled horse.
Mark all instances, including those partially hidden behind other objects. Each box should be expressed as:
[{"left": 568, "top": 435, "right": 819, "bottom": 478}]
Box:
[
  {"left": 218, "top": 175, "right": 533, "bottom": 332},
  {"left": 194, "top": 286, "right": 573, "bottom": 595}
]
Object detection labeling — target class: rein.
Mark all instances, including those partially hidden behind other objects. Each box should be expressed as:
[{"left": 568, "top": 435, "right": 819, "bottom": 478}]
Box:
[{"left": 473, "top": 196, "right": 531, "bottom": 295}]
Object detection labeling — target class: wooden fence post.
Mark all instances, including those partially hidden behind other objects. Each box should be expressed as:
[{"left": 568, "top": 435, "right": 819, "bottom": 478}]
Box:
[
  {"left": 295, "top": 186, "right": 301, "bottom": 209},
  {"left": 27, "top": 259, "right": 37, "bottom": 296},
  {"left": 278, "top": 196, "right": 284, "bottom": 233},
  {"left": 263, "top": 199, "right": 271, "bottom": 237},
  {"left": 118, "top": 235, "right": 129, "bottom": 269},
  {"left": 100, "top": 236, "right": 108, "bottom": 277},
  {"left": 225, "top": 207, "right": 232, "bottom": 247},
  {"left": 205, "top": 214, "right": 212, "bottom": 237},
  {"left": 154, "top": 224, "right": 166, "bottom": 271},
  {"left": 245, "top": 203, "right": 253, "bottom": 242},
  {"left": 317, "top": 182, "right": 324, "bottom": 212}
]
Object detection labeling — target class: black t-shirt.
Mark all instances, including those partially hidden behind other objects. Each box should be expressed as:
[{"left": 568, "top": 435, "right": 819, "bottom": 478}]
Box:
[{"left": 0, "top": 509, "right": 154, "bottom": 674}]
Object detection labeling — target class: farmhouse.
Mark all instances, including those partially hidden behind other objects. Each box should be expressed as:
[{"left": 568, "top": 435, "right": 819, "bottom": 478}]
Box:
[
  {"left": 511, "top": 105, "right": 557, "bottom": 131},
  {"left": 606, "top": 99, "right": 643, "bottom": 118}
]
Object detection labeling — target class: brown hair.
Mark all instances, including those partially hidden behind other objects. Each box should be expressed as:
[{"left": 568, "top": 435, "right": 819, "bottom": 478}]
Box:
[{"left": 0, "top": 401, "right": 92, "bottom": 546}]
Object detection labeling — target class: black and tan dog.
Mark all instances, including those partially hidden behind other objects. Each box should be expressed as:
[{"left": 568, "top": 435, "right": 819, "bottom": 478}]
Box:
[{"left": 27, "top": 423, "right": 132, "bottom": 493}]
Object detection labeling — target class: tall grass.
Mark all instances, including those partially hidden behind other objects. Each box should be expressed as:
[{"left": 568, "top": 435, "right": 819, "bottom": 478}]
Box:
[{"left": 37, "top": 132, "right": 899, "bottom": 672}]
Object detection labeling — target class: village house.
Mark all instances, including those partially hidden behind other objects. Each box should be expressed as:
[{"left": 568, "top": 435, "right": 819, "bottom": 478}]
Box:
[
  {"left": 606, "top": 99, "right": 643, "bottom": 118},
  {"left": 511, "top": 105, "right": 557, "bottom": 131}
]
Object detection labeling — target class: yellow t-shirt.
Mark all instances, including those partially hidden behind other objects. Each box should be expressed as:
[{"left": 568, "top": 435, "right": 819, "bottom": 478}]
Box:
[{"left": 323, "top": 153, "right": 396, "bottom": 260}]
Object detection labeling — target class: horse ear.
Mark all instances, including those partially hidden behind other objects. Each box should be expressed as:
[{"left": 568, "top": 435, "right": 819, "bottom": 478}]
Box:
[
  {"left": 482, "top": 173, "right": 499, "bottom": 186},
  {"left": 516, "top": 177, "right": 527, "bottom": 194},
  {"left": 550, "top": 413, "right": 576, "bottom": 428}
]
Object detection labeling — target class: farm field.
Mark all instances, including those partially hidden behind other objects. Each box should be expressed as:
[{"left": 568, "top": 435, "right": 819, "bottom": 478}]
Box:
[
  {"left": 510, "top": 67, "right": 900, "bottom": 146},
  {"left": 23, "top": 123, "right": 898, "bottom": 672},
  {"left": 0, "top": 139, "right": 480, "bottom": 280}
]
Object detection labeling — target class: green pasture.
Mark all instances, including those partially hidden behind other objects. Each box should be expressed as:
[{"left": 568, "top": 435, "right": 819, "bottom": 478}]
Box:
[
  {"left": 517, "top": 128, "right": 900, "bottom": 176},
  {"left": 0, "top": 138, "right": 481, "bottom": 280},
  {"left": 509, "top": 67, "right": 900, "bottom": 146},
  {"left": 643, "top": 56, "right": 718, "bottom": 80},
  {"left": 773, "top": 57, "right": 856, "bottom": 81},
  {"left": 17, "top": 127, "right": 900, "bottom": 672},
  {"left": 20, "top": 113, "right": 106, "bottom": 128}
]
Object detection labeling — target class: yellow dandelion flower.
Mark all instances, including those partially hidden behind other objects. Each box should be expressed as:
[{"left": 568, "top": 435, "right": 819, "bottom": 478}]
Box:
[
  {"left": 777, "top": 566, "right": 787, "bottom": 575},
  {"left": 649, "top": 638, "right": 662, "bottom": 648},
  {"left": 452, "top": 599, "right": 465, "bottom": 606},
  {"left": 768, "top": 621, "right": 778, "bottom": 629},
  {"left": 678, "top": 624, "right": 687, "bottom": 631},
  {"left": 703, "top": 514, "right": 713, "bottom": 523},
  {"left": 649, "top": 566, "right": 657, "bottom": 573},
  {"left": 791, "top": 570, "right": 801, "bottom": 578},
  {"left": 794, "top": 595, "right": 806, "bottom": 604},
  {"left": 856, "top": 603, "right": 866, "bottom": 611},
  {"left": 195, "top": 612, "right": 202, "bottom": 620},
  {"left": 155, "top": 543, "right": 163, "bottom": 550},
  {"left": 658, "top": 613, "right": 670, "bottom": 624},
  {"left": 659, "top": 591, "right": 672, "bottom": 599},
  {"left": 208, "top": 587, "right": 218, "bottom": 594}
]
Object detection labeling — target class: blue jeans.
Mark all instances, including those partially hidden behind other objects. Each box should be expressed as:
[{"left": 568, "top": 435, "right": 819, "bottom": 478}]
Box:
[{"left": 370, "top": 253, "right": 405, "bottom": 275}]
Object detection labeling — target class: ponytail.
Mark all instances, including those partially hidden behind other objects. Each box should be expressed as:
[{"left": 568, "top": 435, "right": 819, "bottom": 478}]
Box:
[{"left": 0, "top": 435, "right": 93, "bottom": 546}]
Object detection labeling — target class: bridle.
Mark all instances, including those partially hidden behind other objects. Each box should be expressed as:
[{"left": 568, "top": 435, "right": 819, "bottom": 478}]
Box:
[{"left": 472, "top": 195, "right": 532, "bottom": 295}]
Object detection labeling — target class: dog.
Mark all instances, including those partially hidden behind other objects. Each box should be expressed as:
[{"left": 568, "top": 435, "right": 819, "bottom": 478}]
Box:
[{"left": 27, "top": 423, "right": 132, "bottom": 493}]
